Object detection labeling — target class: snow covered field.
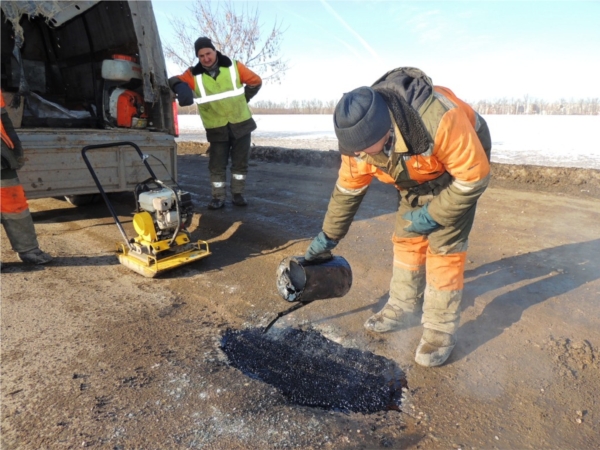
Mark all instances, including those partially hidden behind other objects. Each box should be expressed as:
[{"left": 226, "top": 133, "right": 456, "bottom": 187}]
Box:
[{"left": 176, "top": 114, "right": 600, "bottom": 169}]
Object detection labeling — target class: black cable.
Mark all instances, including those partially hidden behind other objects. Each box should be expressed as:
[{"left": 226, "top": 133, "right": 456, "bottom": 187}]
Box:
[{"left": 147, "top": 154, "right": 181, "bottom": 190}]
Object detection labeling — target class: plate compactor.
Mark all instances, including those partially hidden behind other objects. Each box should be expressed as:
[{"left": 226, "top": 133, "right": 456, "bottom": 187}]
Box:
[{"left": 82, "top": 142, "right": 211, "bottom": 277}]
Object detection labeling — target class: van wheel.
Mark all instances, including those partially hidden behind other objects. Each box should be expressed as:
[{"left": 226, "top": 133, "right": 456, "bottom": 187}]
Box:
[{"left": 64, "top": 194, "right": 99, "bottom": 206}]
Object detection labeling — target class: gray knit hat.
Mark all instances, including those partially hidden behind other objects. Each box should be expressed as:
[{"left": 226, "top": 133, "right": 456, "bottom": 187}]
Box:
[
  {"left": 334, "top": 87, "right": 391, "bottom": 155},
  {"left": 194, "top": 36, "right": 215, "bottom": 55}
]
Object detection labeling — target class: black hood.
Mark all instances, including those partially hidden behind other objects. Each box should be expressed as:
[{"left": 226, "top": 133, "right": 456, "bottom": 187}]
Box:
[
  {"left": 371, "top": 67, "right": 435, "bottom": 156},
  {"left": 372, "top": 67, "right": 434, "bottom": 111}
]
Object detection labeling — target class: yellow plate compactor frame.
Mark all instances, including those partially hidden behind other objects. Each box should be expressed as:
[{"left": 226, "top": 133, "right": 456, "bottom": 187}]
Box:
[{"left": 82, "top": 141, "right": 211, "bottom": 277}]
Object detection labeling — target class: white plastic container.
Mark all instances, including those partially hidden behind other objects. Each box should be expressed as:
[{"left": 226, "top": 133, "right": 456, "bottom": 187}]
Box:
[{"left": 101, "top": 57, "right": 142, "bottom": 81}]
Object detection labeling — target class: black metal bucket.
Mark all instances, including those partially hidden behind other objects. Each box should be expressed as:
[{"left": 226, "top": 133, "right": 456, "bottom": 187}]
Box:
[{"left": 276, "top": 256, "right": 352, "bottom": 303}]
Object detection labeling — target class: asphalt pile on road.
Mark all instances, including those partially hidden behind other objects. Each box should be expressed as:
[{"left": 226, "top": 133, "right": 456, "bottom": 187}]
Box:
[{"left": 220, "top": 327, "right": 407, "bottom": 414}]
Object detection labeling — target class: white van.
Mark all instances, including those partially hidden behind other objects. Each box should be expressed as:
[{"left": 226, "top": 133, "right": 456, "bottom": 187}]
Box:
[{"left": 1, "top": 1, "right": 178, "bottom": 205}]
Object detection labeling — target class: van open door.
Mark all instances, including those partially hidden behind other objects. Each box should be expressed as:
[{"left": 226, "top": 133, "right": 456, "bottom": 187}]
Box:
[{"left": 1, "top": 1, "right": 178, "bottom": 201}]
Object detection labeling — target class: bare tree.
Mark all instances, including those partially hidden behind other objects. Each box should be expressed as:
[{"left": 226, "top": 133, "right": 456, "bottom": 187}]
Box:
[{"left": 163, "top": 0, "right": 288, "bottom": 83}]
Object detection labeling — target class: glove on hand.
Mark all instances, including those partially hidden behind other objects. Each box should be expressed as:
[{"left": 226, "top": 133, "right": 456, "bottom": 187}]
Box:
[
  {"left": 173, "top": 82, "right": 194, "bottom": 107},
  {"left": 402, "top": 204, "right": 440, "bottom": 235},
  {"left": 304, "top": 231, "right": 338, "bottom": 262}
]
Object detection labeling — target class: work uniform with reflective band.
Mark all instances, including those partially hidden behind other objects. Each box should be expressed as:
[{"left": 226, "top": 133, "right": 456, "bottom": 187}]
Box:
[
  {"left": 322, "top": 68, "right": 491, "bottom": 335},
  {"left": 192, "top": 64, "right": 251, "bottom": 128},
  {"left": 1, "top": 90, "right": 40, "bottom": 253},
  {"left": 174, "top": 54, "right": 262, "bottom": 199}
]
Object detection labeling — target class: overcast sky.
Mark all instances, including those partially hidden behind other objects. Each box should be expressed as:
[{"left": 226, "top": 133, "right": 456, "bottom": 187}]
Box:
[{"left": 152, "top": 0, "right": 600, "bottom": 103}]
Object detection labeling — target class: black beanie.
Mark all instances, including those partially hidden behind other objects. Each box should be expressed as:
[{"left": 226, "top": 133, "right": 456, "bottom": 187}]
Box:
[
  {"left": 194, "top": 36, "right": 215, "bottom": 55},
  {"left": 333, "top": 87, "right": 391, "bottom": 155}
]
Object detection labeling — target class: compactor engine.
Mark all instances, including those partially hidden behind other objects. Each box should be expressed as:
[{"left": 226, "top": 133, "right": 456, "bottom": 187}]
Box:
[{"left": 134, "top": 187, "right": 193, "bottom": 244}]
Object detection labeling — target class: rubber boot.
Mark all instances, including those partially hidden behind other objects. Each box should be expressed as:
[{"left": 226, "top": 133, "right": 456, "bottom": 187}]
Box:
[
  {"left": 415, "top": 328, "right": 456, "bottom": 367},
  {"left": 208, "top": 198, "right": 224, "bottom": 210},
  {"left": 209, "top": 181, "right": 226, "bottom": 209},
  {"left": 18, "top": 248, "right": 52, "bottom": 265},
  {"left": 232, "top": 193, "right": 247, "bottom": 206},
  {"left": 231, "top": 174, "right": 247, "bottom": 206}
]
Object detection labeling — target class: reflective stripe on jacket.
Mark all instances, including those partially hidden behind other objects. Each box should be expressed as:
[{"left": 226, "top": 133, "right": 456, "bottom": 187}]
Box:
[
  {"left": 322, "top": 68, "right": 490, "bottom": 240},
  {"left": 193, "top": 62, "right": 252, "bottom": 129},
  {"left": 193, "top": 65, "right": 246, "bottom": 105}
]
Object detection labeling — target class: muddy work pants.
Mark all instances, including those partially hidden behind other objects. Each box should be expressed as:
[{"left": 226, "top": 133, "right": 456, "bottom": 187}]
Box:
[
  {"left": 388, "top": 196, "right": 477, "bottom": 335},
  {"left": 207, "top": 131, "right": 251, "bottom": 200},
  {"left": 1, "top": 168, "right": 39, "bottom": 253}
]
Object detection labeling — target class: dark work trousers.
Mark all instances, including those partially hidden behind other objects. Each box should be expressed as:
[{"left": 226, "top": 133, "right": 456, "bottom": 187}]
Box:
[{"left": 207, "top": 131, "right": 252, "bottom": 200}]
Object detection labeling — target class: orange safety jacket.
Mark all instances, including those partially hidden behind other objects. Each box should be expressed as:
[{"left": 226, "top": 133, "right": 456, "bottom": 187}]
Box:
[{"left": 322, "top": 68, "right": 490, "bottom": 240}]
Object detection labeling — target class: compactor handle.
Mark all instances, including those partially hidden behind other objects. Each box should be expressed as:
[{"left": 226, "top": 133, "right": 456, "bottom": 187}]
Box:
[
  {"left": 82, "top": 141, "right": 158, "bottom": 179},
  {"left": 81, "top": 141, "right": 157, "bottom": 247}
]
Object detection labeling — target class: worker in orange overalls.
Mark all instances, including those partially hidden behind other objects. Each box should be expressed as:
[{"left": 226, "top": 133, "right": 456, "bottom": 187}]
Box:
[
  {"left": 1, "top": 90, "right": 52, "bottom": 264},
  {"left": 305, "top": 68, "right": 491, "bottom": 367}
]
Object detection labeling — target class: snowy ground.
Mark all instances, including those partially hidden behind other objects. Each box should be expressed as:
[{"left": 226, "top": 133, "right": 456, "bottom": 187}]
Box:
[{"left": 176, "top": 114, "right": 600, "bottom": 170}]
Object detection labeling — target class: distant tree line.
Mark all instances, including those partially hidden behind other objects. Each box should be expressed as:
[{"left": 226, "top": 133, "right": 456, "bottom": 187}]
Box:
[
  {"left": 251, "top": 99, "right": 337, "bottom": 114},
  {"left": 176, "top": 97, "right": 599, "bottom": 115},
  {"left": 470, "top": 96, "right": 599, "bottom": 115},
  {"left": 176, "top": 99, "right": 337, "bottom": 115}
]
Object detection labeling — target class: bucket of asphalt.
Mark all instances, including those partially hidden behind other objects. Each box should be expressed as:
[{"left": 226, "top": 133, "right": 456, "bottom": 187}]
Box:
[{"left": 276, "top": 256, "right": 352, "bottom": 302}]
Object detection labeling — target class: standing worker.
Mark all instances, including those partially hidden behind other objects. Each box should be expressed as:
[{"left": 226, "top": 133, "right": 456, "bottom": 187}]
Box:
[
  {"left": 169, "top": 37, "right": 262, "bottom": 209},
  {"left": 305, "top": 67, "right": 491, "bottom": 367},
  {"left": 1, "top": 90, "right": 52, "bottom": 264}
]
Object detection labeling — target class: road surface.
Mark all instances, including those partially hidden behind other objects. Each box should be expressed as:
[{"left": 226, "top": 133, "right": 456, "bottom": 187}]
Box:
[{"left": 2, "top": 147, "right": 599, "bottom": 449}]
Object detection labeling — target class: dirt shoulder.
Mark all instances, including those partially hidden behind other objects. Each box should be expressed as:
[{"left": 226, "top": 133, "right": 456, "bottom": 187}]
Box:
[
  {"left": 2, "top": 146, "right": 599, "bottom": 449},
  {"left": 178, "top": 141, "right": 600, "bottom": 199}
]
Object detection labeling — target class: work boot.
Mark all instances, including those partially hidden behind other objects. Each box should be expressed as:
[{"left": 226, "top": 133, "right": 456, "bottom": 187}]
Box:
[
  {"left": 415, "top": 328, "right": 456, "bottom": 367},
  {"left": 208, "top": 198, "right": 225, "bottom": 210},
  {"left": 18, "top": 248, "right": 53, "bottom": 265},
  {"left": 232, "top": 193, "right": 248, "bottom": 207},
  {"left": 364, "top": 304, "right": 411, "bottom": 333}
]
